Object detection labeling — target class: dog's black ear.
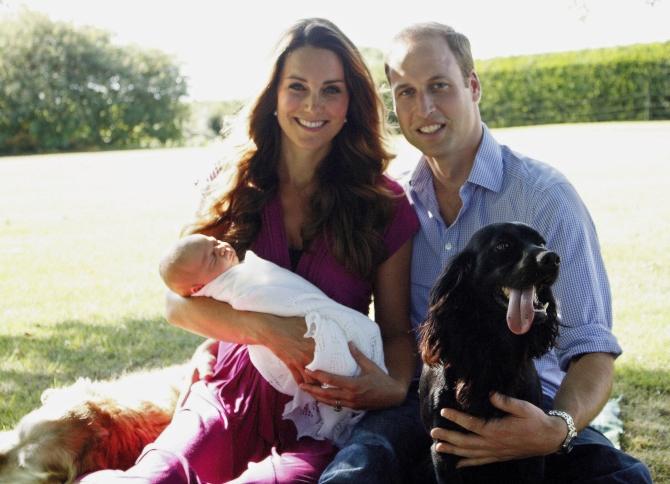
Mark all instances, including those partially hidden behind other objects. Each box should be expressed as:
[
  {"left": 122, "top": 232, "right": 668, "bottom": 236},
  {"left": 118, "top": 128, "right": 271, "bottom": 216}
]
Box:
[
  {"left": 419, "top": 252, "right": 474, "bottom": 365},
  {"left": 428, "top": 251, "right": 474, "bottom": 309}
]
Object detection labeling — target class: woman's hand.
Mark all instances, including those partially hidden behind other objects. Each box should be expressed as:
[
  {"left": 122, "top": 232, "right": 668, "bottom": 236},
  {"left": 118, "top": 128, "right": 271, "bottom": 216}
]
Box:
[
  {"left": 188, "top": 338, "right": 219, "bottom": 383},
  {"left": 260, "top": 314, "right": 317, "bottom": 385},
  {"left": 177, "top": 338, "right": 219, "bottom": 407},
  {"left": 299, "top": 342, "right": 406, "bottom": 410},
  {"left": 297, "top": 239, "right": 418, "bottom": 411}
]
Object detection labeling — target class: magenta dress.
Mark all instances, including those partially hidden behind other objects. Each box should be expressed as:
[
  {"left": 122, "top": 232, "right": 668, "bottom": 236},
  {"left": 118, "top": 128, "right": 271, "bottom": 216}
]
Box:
[{"left": 81, "top": 177, "right": 419, "bottom": 484}]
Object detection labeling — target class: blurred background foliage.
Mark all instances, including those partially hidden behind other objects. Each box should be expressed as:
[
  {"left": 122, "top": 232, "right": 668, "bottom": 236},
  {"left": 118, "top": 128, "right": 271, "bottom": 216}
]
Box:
[
  {"left": 476, "top": 42, "right": 670, "bottom": 127},
  {"left": 0, "top": 10, "right": 189, "bottom": 154},
  {"left": 1, "top": 10, "right": 668, "bottom": 155}
]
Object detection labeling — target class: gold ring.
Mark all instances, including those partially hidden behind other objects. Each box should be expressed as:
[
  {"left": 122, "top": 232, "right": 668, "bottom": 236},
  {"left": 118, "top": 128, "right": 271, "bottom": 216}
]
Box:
[{"left": 334, "top": 400, "right": 342, "bottom": 412}]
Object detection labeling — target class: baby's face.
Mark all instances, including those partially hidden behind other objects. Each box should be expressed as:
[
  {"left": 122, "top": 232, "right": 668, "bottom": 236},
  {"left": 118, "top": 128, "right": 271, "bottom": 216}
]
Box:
[{"left": 187, "top": 235, "right": 239, "bottom": 289}]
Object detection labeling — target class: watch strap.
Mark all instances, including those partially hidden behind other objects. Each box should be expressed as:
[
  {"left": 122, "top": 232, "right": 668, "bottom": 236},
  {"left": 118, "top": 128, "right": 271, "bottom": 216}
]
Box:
[{"left": 547, "top": 409, "right": 577, "bottom": 454}]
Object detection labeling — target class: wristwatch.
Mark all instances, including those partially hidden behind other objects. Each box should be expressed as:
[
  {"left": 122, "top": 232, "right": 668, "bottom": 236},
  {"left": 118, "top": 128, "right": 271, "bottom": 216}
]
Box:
[{"left": 547, "top": 409, "right": 577, "bottom": 454}]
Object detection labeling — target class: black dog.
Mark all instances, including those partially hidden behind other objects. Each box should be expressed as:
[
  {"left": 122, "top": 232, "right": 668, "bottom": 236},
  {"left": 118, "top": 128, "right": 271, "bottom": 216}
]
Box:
[{"left": 418, "top": 222, "right": 561, "bottom": 484}]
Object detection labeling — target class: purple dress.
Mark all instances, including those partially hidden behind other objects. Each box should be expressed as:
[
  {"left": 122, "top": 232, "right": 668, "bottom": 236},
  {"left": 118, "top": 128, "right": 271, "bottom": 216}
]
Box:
[{"left": 82, "top": 176, "right": 419, "bottom": 484}]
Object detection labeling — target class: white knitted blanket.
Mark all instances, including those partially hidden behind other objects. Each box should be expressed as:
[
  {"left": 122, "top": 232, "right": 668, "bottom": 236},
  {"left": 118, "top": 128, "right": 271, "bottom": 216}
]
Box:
[{"left": 194, "top": 251, "right": 387, "bottom": 446}]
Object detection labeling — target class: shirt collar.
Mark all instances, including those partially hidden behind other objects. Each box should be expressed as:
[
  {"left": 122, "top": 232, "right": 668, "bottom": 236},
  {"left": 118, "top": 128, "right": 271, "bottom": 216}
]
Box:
[
  {"left": 408, "top": 154, "right": 436, "bottom": 211},
  {"left": 468, "top": 124, "right": 504, "bottom": 193},
  {"left": 408, "top": 123, "right": 504, "bottom": 198}
]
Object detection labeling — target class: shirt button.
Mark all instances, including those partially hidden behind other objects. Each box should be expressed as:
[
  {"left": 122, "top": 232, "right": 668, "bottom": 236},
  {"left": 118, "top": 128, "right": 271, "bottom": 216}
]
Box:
[{"left": 445, "top": 243, "right": 453, "bottom": 251}]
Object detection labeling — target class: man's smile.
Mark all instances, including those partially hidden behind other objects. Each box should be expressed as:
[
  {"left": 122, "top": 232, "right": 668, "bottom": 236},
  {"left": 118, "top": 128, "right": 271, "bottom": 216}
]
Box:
[{"left": 417, "top": 123, "right": 444, "bottom": 135}]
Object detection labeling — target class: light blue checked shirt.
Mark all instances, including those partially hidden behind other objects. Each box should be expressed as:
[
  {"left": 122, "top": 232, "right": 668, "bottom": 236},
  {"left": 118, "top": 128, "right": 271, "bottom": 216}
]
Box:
[{"left": 405, "top": 125, "right": 622, "bottom": 399}]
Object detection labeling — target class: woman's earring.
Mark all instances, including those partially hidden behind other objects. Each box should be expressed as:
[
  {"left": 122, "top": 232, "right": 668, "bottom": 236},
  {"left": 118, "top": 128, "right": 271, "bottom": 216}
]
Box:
[
  {"left": 273, "top": 111, "right": 277, "bottom": 117},
  {"left": 344, "top": 117, "right": 348, "bottom": 124}
]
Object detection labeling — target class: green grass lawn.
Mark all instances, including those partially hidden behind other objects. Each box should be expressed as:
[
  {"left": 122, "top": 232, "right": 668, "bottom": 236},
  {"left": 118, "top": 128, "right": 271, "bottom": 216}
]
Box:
[{"left": 1, "top": 122, "right": 669, "bottom": 481}]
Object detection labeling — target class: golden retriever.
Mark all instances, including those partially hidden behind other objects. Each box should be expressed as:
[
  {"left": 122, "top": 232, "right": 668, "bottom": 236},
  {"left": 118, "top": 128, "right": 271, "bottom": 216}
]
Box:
[{"left": 0, "top": 364, "right": 188, "bottom": 484}]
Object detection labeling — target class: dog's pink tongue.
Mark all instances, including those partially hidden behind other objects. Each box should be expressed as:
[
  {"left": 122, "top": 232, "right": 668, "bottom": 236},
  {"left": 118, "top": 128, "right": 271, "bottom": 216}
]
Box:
[{"left": 506, "top": 287, "right": 536, "bottom": 335}]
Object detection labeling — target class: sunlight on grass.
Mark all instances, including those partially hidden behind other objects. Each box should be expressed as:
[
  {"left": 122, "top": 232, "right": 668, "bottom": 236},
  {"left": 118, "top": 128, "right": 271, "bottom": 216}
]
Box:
[{"left": 1, "top": 123, "right": 669, "bottom": 481}]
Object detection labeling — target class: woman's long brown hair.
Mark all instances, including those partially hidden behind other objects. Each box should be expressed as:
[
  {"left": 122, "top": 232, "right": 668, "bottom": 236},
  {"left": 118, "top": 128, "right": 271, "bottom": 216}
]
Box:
[{"left": 184, "top": 18, "right": 396, "bottom": 279}]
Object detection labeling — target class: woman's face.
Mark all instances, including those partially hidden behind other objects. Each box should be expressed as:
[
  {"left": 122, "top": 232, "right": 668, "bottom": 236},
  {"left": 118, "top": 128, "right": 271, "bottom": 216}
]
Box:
[{"left": 276, "top": 46, "right": 350, "bottom": 163}]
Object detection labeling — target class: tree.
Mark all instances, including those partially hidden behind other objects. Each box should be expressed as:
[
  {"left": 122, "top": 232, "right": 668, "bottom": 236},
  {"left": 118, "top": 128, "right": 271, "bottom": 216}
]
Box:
[
  {"left": 0, "top": 11, "right": 189, "bottom": 154},
  {"left": 360, "top": 47, "right": 397, "bottom": 128}
]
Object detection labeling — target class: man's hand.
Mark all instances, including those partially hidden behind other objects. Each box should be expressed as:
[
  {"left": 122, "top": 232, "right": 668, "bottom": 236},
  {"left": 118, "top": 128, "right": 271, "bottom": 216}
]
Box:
[
  {"left": 432, "top": 393, "right": 566, "bottom": 468},
  {"left": 299, "top": 342, "right": 406, "bottom": 410}
]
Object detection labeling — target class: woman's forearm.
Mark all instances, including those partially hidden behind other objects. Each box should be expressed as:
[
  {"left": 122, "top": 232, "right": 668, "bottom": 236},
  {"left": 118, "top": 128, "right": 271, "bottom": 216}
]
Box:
[
  {"left": 166, "top": 291, "right": 317, "bottom": 384},
  {"left": 164, "top": 291, "right": 268, "bottom": 345},
  {"left": 382, "top": 331, "right": 417, "bottom": 392},
  {"left": 373, "top": 239, "right": 416, "bottom": 395}
]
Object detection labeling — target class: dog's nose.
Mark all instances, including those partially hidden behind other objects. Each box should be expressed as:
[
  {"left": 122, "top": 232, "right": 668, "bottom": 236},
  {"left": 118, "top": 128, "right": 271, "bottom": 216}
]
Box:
[{"left": 537, "top": 251, "right": 560, "bottom": 268}]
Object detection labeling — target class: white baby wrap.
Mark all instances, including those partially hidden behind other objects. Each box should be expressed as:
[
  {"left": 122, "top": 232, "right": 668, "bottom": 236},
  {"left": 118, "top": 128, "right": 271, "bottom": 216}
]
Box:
[{"left": 194, "top": 251, "right": 387, "bottom": 446}]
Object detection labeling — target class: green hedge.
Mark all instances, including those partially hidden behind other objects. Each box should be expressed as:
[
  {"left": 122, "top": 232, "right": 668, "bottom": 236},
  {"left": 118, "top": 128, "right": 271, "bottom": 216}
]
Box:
[{"left": 477, "top": 42, "right": 670, "bottom": 127}]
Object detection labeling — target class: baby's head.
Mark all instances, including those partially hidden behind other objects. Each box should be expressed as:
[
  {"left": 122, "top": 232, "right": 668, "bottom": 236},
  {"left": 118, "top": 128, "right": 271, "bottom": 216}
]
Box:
[{"left": 159, "top": 234, "right": 239, "bottom": 296}]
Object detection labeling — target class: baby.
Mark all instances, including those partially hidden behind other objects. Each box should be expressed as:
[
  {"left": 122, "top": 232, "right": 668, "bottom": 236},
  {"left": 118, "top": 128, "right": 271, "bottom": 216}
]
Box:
[
  {"left": 159, "top": 234, "right": 387, "bottom": 446},
  {"left": 159, "top": 234, "right": 240, "bottom": 297}
]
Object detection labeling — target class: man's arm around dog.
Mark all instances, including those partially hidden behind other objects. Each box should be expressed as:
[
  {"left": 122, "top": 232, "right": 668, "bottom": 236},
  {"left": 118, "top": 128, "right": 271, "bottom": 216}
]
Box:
[{"left": 431, "top": 352, "right": 615, "bottom": 467}]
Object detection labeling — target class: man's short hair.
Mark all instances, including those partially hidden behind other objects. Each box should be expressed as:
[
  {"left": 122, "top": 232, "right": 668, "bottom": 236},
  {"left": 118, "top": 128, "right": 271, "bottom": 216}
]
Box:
[{"left": 385, "top": 22, "right": 474, "bottom": 83}]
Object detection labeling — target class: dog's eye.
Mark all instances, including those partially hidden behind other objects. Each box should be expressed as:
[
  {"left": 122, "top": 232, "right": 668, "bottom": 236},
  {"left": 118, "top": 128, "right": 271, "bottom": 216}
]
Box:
[{"left": 494, "top": 241, "right": 510, "bottom": 252}]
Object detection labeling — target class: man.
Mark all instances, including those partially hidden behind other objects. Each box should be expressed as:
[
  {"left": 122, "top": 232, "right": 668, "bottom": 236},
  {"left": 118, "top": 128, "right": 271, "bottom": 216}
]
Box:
[{"left": 380, "top": 22, "right": 651, "bottom": 482}]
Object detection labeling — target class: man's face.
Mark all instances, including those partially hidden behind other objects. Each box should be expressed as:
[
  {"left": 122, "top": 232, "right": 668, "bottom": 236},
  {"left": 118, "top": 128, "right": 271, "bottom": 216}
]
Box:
[{"left": 387, "top": 35, "right": 481, "bottom": 161}]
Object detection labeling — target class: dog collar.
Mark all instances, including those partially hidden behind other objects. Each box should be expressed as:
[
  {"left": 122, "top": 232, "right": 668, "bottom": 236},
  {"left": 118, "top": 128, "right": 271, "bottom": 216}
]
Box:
[{"left": 547, "top": 409, "right": 577, "bottom": 454}]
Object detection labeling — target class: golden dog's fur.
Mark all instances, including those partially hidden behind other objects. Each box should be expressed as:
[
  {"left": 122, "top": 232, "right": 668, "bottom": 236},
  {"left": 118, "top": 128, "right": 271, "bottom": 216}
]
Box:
[{"left": 0, "top": 364, "right": 187, "bottom": 484}]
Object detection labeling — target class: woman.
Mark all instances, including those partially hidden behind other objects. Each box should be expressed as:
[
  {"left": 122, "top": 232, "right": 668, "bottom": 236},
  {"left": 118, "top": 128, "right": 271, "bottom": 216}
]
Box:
[{"left": 84, "top": 18, "right": 418, "bottom": 483}]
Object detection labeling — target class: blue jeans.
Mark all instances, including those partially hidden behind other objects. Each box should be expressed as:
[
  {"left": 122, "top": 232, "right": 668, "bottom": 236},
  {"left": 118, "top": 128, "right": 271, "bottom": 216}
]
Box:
[
  {"left": 319, "top": 382, "right": 431, "bottom": 484},
  {"left": 540, "top": 394, "right": 652, "bottom": 484},
  {"left": 543, "top": 426, "right": 652, "bottom": 483},
  {"left": 319, "top": 382, "right": 432, "bottom": 484},
  {"left": 319, "top": 385, "right": 653, "bottom": 483}
]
